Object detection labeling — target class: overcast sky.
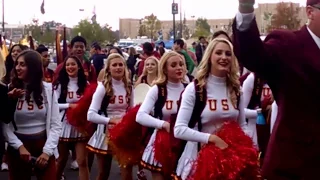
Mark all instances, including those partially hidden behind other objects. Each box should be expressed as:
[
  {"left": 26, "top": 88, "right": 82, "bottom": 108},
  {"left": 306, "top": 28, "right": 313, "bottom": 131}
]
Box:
[{"left": 2, "top": 0, "right": 305, "bottom": 30}]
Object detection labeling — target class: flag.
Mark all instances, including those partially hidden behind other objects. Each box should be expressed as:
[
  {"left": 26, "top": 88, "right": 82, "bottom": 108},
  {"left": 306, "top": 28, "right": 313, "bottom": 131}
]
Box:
[
  {"left": 62, "top": 27, "right": 68, "bottom": 60},
  {"left": 56, "top": 30, "right": 63, "bottom": 65},
  {"left": 91, "top": 6, "right": 96, "bottom": 23},
  {"left": 40, "top": 0, "right": 45, "bottom": 14}
]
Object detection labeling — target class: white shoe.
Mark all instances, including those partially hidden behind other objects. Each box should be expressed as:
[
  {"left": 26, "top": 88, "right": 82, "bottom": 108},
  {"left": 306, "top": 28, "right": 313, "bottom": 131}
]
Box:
[
  {"left": 1, "top": 162, "right": 8, "bottom": 171},
  {"left": 70, "top": 160, "right": 79, "bottom": 170}
]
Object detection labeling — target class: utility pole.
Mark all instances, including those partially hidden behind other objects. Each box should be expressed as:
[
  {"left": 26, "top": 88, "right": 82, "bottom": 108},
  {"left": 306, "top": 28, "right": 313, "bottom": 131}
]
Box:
[
  {"left": 179, "top": 0, "right": 182, "bottom": 39},
  {"left": 2, "top": 0, "right": 4, "bottom": 33},
  {"left": 172, "top": 1, "right": 178, "bottom": 41}
]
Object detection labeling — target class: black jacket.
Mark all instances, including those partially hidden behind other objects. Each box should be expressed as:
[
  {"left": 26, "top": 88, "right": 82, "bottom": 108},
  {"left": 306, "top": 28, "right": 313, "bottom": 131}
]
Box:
[{"left": 0, "top": 83, "right": 16, "bottom": 124}]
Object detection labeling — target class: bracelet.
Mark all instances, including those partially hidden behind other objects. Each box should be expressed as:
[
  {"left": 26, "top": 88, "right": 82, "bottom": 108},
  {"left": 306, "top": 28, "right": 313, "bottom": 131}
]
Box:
[{"left": 239, "top": 2, "right": 254, "bottom": 7}]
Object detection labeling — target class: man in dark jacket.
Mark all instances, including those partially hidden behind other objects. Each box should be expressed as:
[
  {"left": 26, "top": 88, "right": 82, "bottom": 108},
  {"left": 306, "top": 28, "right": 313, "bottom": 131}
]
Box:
[
  {"left": 233, "top": 0, "right": 320, "bottom": 179},
  {"left": 90, "top": 43, "right": 107, "bottom": 75}
]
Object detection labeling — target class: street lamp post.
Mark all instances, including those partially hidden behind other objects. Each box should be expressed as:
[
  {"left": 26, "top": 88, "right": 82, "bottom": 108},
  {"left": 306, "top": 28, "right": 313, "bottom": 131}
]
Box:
[
  {"left": 173, "top": 0, "right": 176, "bottom": 41},
  {"left": 2, "top": 0, "right": 4, "bottom": 33},
  {"left": 179, "top": 0, "right": 182, "bottom": 39},
  {"left": 172, "top": 1, "right": 179, "bottom": 40}
]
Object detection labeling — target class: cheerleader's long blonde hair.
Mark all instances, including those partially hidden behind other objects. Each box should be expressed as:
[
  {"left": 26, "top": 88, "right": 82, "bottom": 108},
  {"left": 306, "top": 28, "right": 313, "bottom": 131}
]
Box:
[
  {"left": 103, "top": 53, "right": 131, "bottom": 97},
  {"left": 196, "top": 38, "right": 240, "bottom": 107},
  {"left": 153, "top": 51, "right": 186, "bottom": 86}
]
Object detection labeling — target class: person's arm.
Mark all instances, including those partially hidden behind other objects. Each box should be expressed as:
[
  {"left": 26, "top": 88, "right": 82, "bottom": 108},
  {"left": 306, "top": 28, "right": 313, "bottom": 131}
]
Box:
[
  {"left": 87, "top": 82, "right": 110, "bottom": 124},
  {"left": 54, "top": 84, "right": 69, "bottom": 110},
  {"left": 270, "top": 101, "right": 278, "bottom": 133},
  {"left": 242, "top": 73, "right": 258, "bottom": 119},
  {"left": 2, "top": 123, "right": 23, "bottom": 150},
  {"left": 136, "top": 85, "right": 166, "bottom": 129},
  {"left": 174, "top": 83, "right": 211, "bottom": 143},
  {"left": 43, "top": 86, "right": 62, "bottom": 156},
  {"left": 237, "top": 93, "right": 249, "bottom": 133},
  {"left": 182, "top": 50, "right": 195, "bottom": 74},
  {"left": 233, "top": 0, "right": 287, "bottom": 82}
]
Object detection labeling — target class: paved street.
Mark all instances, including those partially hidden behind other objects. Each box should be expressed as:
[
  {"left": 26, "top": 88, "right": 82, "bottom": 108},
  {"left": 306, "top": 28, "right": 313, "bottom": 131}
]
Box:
[{"left": 0, "top": 159, "right": 151, "bottom": 180}]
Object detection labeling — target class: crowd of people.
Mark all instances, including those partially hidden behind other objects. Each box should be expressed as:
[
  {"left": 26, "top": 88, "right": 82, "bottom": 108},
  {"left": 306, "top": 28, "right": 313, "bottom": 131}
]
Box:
[{"left": 0, "top": 0, "right": 319, "bottom": 179}]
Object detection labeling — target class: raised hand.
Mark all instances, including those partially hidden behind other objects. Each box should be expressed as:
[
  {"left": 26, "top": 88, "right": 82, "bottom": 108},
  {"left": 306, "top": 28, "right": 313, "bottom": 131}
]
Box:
[{"left": 239, "top": 0, "right": 255, "bottom": 13}]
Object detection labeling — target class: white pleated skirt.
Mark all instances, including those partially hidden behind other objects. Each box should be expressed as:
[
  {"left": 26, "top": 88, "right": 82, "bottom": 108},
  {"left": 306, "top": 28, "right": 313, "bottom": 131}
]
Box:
[
  {"left": 176, "top": 141, "right": 198, "bottom": 180},
  {"left": 59, "top": 119, "right": 87, "bottom": 142},
  {"left": 86, "top": 124, "right": 110, "bottom": 155},
  {"left": 140, "top": 129, "right": 163, "bottom": 172}
]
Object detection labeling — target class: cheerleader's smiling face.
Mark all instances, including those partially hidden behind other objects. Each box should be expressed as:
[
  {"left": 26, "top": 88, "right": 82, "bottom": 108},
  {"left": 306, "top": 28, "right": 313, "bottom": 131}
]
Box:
[
  {"left": 11, "top": 45, "right": 22, "bottom": 61},
  {"left": 166, "top": 55, "right": 185, "bottom": 83},
  {"left": 15, "top": 57, "right": 28, "bottom": 80},
  {"left": 65, "top": 58, "right": 80, "bottom": 78},
  {"left": 109, "top": 58, "right": 125, "bottom": 80},
  {"left": 145, "top": 58, "right": 157, "bottom": 74},
  {"left": 210, "top": 42, "right": 232, "bottom": 77}
]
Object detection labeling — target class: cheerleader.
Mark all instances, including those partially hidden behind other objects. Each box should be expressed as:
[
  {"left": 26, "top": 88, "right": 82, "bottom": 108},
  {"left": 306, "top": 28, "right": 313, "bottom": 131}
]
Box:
[
  {"left": 134, "top": 56, "right": 159, "bottom": 87},
  {"left": 3, "top": 50, "right": 61, "bottom": 180},
  {"left": 54, "top": 55, "right": 89, "bottom": 180},
  {"left": 136, "top": 51, "right": 187, "bottom": 180},
  {"left": 174, "top": 38, "right": 247, "bottom": 179},
  {"left": 3, "top": 44, "right": 25, "bottom": 84},
  {"left": 87, "top": 53, "right": 134, "bottom": 180},
  {"left": 242, "top": 72, "right": 273, "bottom": 147}
]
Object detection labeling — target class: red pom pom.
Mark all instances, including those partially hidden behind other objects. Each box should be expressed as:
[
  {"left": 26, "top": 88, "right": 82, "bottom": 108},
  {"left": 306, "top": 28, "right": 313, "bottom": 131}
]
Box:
[
  {"left": 66, "top": 83, "right": 98, "bottom": 136},
  {"left": 154, "top": 129, "right": 175, "bottom": 175},
  {"left": 190, "top": 121, "right": 261, "bottom": 180},
  {"left": 108, "top": 105, "right": 145, "bottom": 167}
]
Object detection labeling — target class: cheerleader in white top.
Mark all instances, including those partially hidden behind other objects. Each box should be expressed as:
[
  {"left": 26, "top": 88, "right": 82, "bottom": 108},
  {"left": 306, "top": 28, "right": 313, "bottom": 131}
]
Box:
[
  {"left": 174, "top": 38, "right": 249, "bottom": 179},
  {"left": 242, "top": 73, "right": 273, "bottom": 146},
  {"left": 134, "top": 56, "right": 159, "bottom": 87},
  {"left": 87, "top": 53, "right": 134, "bottom": 180},
  {"left": 3, "top": 50, "right": 61, "bottom": 180},
  {"left": 53, "top": 55, "right": 89, "bottom": 180},
  {"left": 136, "top": 51, "right": 187, "bottom": 180}
]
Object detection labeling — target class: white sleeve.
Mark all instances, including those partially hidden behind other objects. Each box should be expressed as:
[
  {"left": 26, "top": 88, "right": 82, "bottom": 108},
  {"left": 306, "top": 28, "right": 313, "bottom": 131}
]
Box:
[
  {"left": 87, "top": 82, "right": 110, "bottom": 124},
  {"left": 236, "top": 12, "right": 255, "bottom": 31},
  {"left": 43, "top": 88, "right": 62, "bottom": 156},
  {"left": 2, "top": 123, "right": 23, "bottom": 150},
  {"left": 237, "top": 93, "right": 249, "bottom": 133},
  {"left": 54, "top": 84, "right": 69, "bottom": 110},
  {"left": 136, "top": 85, "right": 165, "bottom": 129},
  {"left": 242, "top": 73, "right": 258, "bottom": 119},
  {"left": 174, "top": 83, "right": 211, "bottom": 144},
  {"left": 270, "top": 102, "right": 278, "bottom": 133}
]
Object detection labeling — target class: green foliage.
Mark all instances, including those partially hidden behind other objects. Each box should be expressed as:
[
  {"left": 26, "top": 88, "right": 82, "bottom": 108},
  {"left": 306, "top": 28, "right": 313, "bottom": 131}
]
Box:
[
  {"left": 141, "top": 14, "right": 162, "bottom": 40},
  {"left": 266, "top": 2, "right": 301, "bottom": 32},
  {"left": 24, "top": 20, "right": 70, "bottom": 44},
  {"left": 138, "top": 24, "right": 148, "bottom": 37},
  {"left": 192, "top": 18, "right": 210, "bottom": 38},
  {"left": 72, "top": 19, "right": 117, "bottom": 45}
]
